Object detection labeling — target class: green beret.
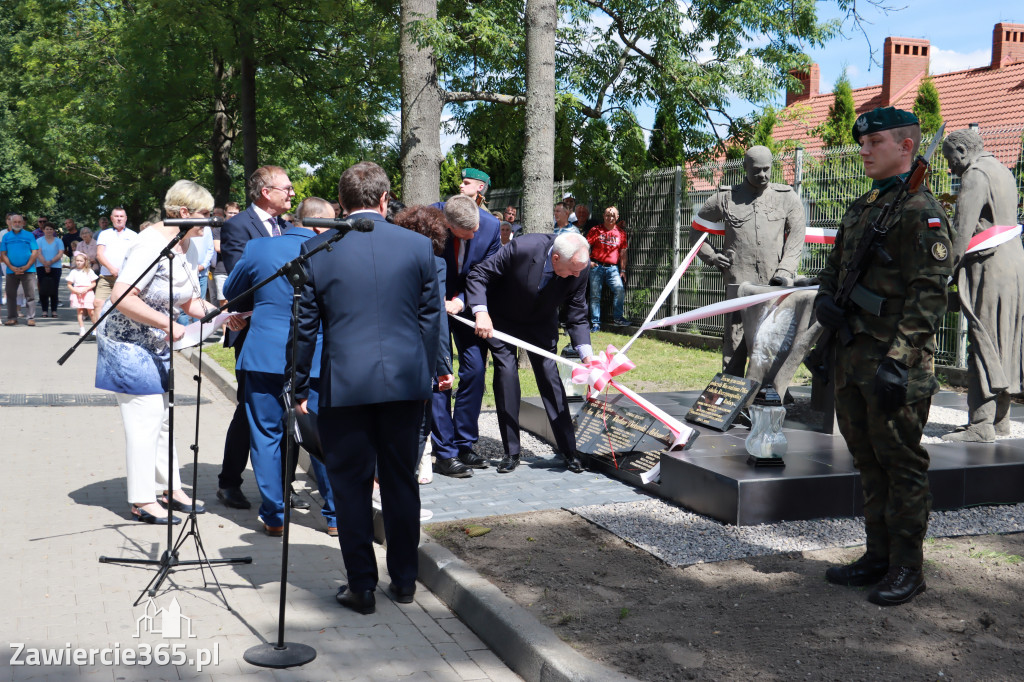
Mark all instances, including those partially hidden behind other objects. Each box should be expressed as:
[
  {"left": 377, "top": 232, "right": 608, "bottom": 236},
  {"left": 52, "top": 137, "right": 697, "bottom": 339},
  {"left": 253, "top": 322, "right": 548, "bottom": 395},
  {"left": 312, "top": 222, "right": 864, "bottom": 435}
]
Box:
[
  {"left": 852, "top": 107, "right": 920, "bottom": 144},
  {"left": 462, "top": 168, "right": 491, "bottom": 186}
]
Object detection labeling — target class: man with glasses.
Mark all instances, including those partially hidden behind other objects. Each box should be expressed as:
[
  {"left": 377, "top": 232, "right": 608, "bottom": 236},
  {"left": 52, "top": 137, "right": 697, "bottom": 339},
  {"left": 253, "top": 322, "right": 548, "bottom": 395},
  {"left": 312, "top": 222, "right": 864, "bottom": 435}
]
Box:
[
  {"left": 216, "top": 165, "right": 295, "bottom": 513},
  {"left": 586, "top": 207, "right": 629, "bottom": 331}
]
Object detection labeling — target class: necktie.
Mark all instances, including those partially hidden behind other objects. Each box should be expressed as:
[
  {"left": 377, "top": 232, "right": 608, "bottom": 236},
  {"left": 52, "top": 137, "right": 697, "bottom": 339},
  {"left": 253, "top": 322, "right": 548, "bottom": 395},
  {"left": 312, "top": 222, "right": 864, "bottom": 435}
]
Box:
[
  {"left": 453, "top": 237, "right": 462, "bottom": 271},
  {"left": 269, "top": 218, "right": 281, "bottom": 237}
]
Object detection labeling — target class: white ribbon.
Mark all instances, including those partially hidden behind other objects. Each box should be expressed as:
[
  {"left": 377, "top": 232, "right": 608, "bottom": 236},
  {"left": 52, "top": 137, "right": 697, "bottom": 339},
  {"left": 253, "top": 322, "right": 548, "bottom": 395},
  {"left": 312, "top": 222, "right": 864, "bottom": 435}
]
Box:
[{"left": 640, "top": 286, "right": 819, "bottom": 331}]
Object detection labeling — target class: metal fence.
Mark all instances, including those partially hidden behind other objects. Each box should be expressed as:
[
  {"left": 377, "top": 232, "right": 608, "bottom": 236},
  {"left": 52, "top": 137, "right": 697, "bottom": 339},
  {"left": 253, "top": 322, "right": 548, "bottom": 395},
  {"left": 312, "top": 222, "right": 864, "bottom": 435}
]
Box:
[{"left": 489, "top": 126, "right": 1024, "bottom": 369}]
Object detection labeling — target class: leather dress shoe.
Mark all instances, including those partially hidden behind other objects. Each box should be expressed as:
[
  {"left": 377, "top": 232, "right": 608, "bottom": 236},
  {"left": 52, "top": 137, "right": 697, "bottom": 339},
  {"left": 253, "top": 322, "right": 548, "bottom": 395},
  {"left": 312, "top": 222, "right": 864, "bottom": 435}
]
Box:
[
  {"left": 289, "top": 492, "right": 311, "bottom": 509},
  {"left": 336, "top": 585, "right": 376, "bottom": 614},
  {"left": 258, "top": 516, "right": 284, "bottom": 537},
  {"left": 868, "top": 566, "right": 926, "bottom": 606},
  {"left": 217, "top": 487, "right": 251, "bottom": 509},
  {"left": 388, "top": 582, "right": 416, "bottom": 604},
  {"left": 497, "top": 454, "right": 521, "bottom": 473},
  {"left": 825, "top": 554, "right": 889, "bottom": 587},
  {"left": 434, "top": 457, "right": 473, "bottom": 478},
  {"left": 564, "top": 453, "right": 585, "bottom": 474},
  {"left": 458, "top": 449, "right": 489, "bottom": 469}
]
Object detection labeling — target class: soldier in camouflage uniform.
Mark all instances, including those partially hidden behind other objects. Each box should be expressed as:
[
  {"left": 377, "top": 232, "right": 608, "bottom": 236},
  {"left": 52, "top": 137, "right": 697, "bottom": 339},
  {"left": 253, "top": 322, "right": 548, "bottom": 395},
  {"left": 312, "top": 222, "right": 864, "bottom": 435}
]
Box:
[
  {"left": 691, "top": 145, "right": 806, "bottom": 372},
  {"left": 814, "top": 108, "right": 954, "bottom": 606}
]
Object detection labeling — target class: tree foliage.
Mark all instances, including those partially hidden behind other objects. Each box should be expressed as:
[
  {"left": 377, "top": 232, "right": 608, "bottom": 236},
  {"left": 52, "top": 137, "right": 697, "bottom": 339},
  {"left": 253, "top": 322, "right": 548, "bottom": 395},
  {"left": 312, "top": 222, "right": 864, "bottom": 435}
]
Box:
[
  {"left": 913, "top": 77, "right": 943, "bottom": 135},
  {"left": 816, "top": 70, "right": 856, "bottom": 148}
]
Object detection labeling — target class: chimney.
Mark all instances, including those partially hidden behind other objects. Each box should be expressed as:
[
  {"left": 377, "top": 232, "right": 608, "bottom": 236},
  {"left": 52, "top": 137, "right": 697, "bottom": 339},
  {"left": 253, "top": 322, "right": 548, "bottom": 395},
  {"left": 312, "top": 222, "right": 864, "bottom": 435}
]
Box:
[
  {"left": 786, "top": 64, "right": 820, "bottom": 107},
  {"left": 882, "top": 36, "right": 929, "bottom": 106},
  {"left": 991, "top": 22, "right": 1024, "bottom": 69}
]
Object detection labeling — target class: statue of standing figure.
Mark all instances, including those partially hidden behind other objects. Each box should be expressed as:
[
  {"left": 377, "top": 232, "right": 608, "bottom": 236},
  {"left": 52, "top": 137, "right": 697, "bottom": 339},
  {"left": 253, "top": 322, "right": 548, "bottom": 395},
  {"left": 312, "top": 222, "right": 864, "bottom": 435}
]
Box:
[
  {"left": 941, "top": 128, "right": 1024, "bottom": 442},
  {"left": 691, "top": 145, "right": 807, "bottom": 373}
]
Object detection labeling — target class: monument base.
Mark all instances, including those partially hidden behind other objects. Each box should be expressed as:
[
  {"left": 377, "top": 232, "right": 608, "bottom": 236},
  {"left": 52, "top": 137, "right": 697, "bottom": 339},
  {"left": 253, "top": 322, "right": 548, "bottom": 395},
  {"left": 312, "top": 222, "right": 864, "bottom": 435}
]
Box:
[{"left": 520, "top": 388, "right": 1024, "bottom": 525}]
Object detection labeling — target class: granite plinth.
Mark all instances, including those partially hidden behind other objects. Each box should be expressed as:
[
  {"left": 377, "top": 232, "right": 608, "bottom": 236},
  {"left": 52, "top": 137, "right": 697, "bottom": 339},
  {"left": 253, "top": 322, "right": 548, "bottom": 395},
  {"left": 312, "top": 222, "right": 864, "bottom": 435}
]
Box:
[{"left": 520, "top": 389, "right": 1024, "bottom": 525}]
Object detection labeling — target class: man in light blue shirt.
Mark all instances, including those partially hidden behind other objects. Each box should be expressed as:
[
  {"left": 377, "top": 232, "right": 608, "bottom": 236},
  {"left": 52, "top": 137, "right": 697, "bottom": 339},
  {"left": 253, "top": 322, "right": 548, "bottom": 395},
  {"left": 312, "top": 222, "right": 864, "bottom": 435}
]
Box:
[{"left": 1, "top": 213, "right": 39, "bottom": 325}]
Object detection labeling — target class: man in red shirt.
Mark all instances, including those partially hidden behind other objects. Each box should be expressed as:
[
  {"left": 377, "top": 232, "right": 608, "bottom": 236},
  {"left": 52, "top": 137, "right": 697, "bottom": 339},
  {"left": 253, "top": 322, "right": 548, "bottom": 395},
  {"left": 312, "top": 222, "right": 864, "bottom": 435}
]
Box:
[{"left": 586, "top": 207, "right": 628, "bottom": 331}]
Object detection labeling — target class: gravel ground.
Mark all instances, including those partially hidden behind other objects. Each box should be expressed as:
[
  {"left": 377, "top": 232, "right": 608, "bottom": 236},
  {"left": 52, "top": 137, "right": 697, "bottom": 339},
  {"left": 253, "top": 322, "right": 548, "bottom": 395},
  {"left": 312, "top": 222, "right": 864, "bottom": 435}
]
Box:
[
  {"left": 571, "top": 499, "right": 1024, "bottom": 567},
  {"left": 922, "top": 404, "right": 1024, "bottom": 442}
]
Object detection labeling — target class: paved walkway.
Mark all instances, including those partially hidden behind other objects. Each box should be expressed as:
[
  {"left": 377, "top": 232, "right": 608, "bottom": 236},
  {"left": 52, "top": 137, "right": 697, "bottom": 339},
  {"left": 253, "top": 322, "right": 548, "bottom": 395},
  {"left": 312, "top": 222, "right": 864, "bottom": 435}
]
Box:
[{"left": 0, "top": 297, "right": 520, "bottom": 681}]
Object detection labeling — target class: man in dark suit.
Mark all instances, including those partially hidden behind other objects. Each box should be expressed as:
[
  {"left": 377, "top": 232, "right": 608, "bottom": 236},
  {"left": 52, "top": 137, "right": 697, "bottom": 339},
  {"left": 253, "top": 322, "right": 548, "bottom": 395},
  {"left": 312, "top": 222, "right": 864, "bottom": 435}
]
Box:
[
  {"left": 466, "top": 232, "right": 593, "bottom": 473},
  {"left": 429, "top": 188, "right": 501, "bottom": 477},
  {"left": 291, "top": 161, "right": 440, "bottom": 615},
  {"left": 222, "top": 197, "right": 337, "bottom": 537},
  {"left": 216, "top": 165, "right": 295, "bottom": 511}
]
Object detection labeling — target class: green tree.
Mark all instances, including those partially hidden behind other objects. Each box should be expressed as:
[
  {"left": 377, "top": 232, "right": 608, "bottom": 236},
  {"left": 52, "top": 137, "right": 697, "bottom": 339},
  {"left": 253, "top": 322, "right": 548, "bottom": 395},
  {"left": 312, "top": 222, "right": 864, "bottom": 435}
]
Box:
[
  {"left": 647, "top": 96, "right": 685, "bottom": 168},
  {"left": 816, "top": 70, "right": 856, "bottom": 148},
  {"left": 913, "top": 77, "right": 943, "bottom": 135}
]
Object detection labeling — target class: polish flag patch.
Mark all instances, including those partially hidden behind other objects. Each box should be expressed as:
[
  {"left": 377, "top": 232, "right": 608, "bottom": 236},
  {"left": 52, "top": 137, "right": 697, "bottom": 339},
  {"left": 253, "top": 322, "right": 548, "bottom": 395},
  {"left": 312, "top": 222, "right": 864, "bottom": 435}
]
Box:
[{"left": 927, "top": 217, "right": 942, "bottom": 229}]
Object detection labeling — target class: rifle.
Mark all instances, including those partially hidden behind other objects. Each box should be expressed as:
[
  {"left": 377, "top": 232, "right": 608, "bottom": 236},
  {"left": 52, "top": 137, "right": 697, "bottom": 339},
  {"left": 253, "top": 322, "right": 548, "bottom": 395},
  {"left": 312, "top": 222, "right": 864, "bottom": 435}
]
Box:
[{"left": 806, "top": 122, "right": 946, "bottom": 384}]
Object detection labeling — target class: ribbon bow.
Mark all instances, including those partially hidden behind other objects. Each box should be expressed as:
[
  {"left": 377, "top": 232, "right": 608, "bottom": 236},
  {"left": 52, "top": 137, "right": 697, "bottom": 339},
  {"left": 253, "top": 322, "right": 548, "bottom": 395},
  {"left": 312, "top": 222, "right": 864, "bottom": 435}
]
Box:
[{"left": 571, "top": 345, "right": 635, "bottom": 392}]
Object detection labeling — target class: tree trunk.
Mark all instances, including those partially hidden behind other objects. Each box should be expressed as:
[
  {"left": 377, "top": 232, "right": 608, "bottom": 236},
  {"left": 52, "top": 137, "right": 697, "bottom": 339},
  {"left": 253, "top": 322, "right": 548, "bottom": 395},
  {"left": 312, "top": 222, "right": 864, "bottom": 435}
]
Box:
[
  {"left": 210, "top": 55, "right": 235, "bottom": 206},
  {"left": 521, "top": 0, "right": 557, "bottom": 234},
  {"left": 239, "top": 38, "right": 258, "bottom": 199},
  {"left": 399, "top": 0, "right": 444, "bottom": 205}
]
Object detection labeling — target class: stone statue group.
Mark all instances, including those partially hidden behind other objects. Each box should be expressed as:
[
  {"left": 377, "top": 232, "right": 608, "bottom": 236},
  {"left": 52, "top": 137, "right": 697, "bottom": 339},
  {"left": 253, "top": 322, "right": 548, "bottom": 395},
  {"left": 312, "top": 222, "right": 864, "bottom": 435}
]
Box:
[{"left": 696, "top": 129, "right": 1022, "bottom": 444}]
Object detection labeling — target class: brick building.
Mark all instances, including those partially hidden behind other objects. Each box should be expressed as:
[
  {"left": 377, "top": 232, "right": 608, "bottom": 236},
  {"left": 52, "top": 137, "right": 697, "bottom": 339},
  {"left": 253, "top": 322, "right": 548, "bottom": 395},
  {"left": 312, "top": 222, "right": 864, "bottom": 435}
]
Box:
[{"left": 774, "top": 22, "right": 1024, "bottom": 150}]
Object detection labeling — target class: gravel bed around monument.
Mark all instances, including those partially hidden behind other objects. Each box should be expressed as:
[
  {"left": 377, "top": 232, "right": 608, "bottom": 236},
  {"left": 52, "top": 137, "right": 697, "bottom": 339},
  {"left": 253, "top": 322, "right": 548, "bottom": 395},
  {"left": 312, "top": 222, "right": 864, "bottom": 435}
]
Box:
[{"left": 571, "top": 498, "right": 1024, "bottom": 566}]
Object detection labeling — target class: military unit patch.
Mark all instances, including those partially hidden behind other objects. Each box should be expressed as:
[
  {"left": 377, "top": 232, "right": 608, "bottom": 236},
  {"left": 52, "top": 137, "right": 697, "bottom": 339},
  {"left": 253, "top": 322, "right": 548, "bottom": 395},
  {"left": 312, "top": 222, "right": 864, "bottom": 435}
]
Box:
[
  {"left": 867, "top": 189, "right": 879, "bottom": 204},
  {"left": 931, "top": 242, "right": 948, "bottom": 261}
]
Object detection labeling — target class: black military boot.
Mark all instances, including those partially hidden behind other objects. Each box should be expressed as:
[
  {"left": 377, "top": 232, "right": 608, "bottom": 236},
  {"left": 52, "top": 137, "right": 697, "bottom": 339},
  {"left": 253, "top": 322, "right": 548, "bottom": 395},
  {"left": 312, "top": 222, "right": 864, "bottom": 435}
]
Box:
[
  {"left": 825, "top": 553, "right": 889, "bottom": 587},
  {"left": 867, "top": 566, "right": 926, "bottom": 606}
]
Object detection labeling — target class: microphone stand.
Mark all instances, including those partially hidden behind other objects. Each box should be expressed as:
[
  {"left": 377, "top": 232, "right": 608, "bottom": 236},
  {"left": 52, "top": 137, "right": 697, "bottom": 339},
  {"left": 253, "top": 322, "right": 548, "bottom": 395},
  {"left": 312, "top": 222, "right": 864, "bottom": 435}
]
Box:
[
  {"left": 200, "top": 217, "right": 371, "bottom": 669},
  {"left": 61, "top": 218, "right": 252, "bottom": 607}
]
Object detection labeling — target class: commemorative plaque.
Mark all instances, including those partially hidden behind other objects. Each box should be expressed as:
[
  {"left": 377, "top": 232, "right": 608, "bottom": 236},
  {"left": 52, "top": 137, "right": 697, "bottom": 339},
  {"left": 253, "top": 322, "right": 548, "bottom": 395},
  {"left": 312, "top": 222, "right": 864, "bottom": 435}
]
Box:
[
  {"left": 684, "top": 373, "right": 759, "bottom": 432},
  {"left": 574, "top": 397, "right": 673, "bottom": 485}
]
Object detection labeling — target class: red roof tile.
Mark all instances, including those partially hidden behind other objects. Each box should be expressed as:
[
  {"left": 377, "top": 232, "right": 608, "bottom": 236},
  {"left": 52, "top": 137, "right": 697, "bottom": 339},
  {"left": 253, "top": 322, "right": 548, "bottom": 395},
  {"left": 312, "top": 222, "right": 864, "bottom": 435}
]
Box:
[{"left": 774, "top": 61, "right": 1024, "bottom": 152}]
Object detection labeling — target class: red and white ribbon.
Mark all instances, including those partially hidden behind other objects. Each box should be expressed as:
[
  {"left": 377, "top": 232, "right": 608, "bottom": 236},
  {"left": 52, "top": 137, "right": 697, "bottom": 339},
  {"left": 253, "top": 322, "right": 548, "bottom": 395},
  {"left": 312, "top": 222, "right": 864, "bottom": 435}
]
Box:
[
  {"left": 965, "top": 224, "right": 1023, "bottom": 255},
  {"left": 640, "top": 286, "right": 818, "bottom": 331},
  {"left": 448, "top": 316, "right": 698, "bottom": 452},
  {"left": 804, "top": 227, "right": 837, "bottom": 245},
  {"left": 691, "top": 215, "right": 724, "bottom": 235}
]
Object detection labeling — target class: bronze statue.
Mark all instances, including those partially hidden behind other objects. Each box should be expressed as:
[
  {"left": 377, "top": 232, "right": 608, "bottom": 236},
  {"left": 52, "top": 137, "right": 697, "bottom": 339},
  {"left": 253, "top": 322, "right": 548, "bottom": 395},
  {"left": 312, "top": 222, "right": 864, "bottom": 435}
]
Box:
[
  {"left": 692, "top": 145, "right": 806, "bottom": 372},
  {"left": 941, "top": 128, "right": 1024, "bottom": 442}
]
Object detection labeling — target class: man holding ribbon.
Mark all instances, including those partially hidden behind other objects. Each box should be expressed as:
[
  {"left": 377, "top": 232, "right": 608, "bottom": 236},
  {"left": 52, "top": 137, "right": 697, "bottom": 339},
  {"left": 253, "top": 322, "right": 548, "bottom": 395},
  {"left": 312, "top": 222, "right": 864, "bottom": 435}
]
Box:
[
  {"left": 467, "top": 232, "right": 593, "bottom": 474},
  {"left": 941, "top": 128, "right": 1024, "bottom": 443}
]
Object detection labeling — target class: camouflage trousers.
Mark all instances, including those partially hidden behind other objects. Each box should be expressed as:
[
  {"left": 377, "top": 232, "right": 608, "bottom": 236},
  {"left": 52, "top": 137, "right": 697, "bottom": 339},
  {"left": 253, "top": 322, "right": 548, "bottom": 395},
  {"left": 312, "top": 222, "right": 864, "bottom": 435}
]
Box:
[{"left": 836, "top": 382, "right": 932, "bottom": 568}]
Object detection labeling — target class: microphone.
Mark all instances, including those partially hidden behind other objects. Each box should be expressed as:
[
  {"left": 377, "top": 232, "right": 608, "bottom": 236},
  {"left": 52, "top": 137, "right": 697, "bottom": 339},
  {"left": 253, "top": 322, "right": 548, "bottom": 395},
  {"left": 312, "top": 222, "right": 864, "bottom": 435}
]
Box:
[
  {"left": 302, "top": 217, "right": 375, "bottom": 233},
  {"left": 164, "top": 217, "right": 225, "bottom": 232}
]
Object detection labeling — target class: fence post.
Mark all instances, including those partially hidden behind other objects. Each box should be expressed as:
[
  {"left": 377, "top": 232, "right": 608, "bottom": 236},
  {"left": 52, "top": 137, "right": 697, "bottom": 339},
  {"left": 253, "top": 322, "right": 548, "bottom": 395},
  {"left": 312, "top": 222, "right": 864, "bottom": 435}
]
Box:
[
  {"left": 671, "top": 165, "right": 683, "bottom": 330},
  {"left": 794, "top": 148, "right": 804, "bottom": 198}
]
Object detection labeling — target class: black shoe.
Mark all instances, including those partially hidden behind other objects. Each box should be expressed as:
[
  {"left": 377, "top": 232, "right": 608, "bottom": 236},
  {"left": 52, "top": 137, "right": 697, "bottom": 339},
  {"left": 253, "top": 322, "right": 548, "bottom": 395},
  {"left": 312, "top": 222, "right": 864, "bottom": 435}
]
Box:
[
  {"left": 497, "top": 454, "right": 520, "bottom": 473},
  {"left": 289, "top": 492, "right": 311, "bottom": 510},
  {"left": 825, "top": 554, "right": 889, "bottom": 587},
  {"left": 458, "top": 449, "right": 489, "bottom": 469},
  {"left": 217, "top": 486, "right": 251, "bottom": 510},
  {"left": 868, "top": 566, "right": 926, "bottom": 606},
  {"left": 131, "top": 505, "right": 181, "bottom": 525},
  {"left": 388, "top": 582, "right": 416, "bottom": 604},
  {"left": 434, "top": 457, "right": 473, "bottom": 478},
  {"left": 336, "top": 585, "right": 376, "bottom": 615},
  {"left": 564, "top": 454, "right": 584, "bottom": 474}
]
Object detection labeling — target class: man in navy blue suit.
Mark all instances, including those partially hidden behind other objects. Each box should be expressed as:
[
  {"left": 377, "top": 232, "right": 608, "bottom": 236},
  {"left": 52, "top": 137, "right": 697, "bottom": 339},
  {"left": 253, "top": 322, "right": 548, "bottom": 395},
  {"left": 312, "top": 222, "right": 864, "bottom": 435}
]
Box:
[
  {"left": 430, "top": 172, "right": 502, "bottom": 477},
  {"left": 222, "top": 197, "right": 336, "bottom": 537},
  {"left": 291, "top": 162, "right": 440, "bottom": 615},
  {"left": 467, "top": 232, "right": 593, "bottom": 474},
  {"left": 216, "top": 165, "right": 295, "bottom": 511}
]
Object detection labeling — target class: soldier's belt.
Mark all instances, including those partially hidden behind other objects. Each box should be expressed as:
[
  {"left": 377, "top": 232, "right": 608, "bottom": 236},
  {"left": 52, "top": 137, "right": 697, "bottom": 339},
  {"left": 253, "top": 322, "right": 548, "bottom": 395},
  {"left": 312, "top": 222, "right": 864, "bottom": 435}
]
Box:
[{"left": 850, "top": 283, "right": 904, "bottom": 316}]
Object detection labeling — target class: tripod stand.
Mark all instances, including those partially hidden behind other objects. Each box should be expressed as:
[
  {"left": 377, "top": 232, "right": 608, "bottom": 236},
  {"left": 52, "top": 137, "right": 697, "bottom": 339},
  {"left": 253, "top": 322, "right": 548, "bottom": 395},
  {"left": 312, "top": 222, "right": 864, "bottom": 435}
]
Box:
[{"left": 59, "top": 217, "right": 251, "bottom": 606}]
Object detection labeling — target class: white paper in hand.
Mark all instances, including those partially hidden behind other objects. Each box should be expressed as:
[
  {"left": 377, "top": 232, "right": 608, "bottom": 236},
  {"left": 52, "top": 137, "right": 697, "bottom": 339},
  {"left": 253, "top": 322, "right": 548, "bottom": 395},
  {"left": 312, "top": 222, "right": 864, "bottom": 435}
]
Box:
[{"left": 172, "top": 311, "right": 250, "bottom": 350}]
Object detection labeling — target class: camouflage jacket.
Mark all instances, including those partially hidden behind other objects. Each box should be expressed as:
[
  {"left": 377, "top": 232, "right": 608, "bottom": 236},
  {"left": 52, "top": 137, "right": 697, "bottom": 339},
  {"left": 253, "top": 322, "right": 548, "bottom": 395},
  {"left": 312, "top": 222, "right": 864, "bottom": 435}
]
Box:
[{"left": 817, "top": 178, "right": 954, "bottom": 393}]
